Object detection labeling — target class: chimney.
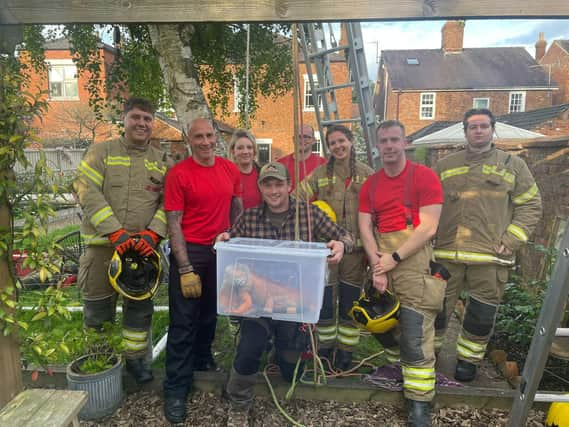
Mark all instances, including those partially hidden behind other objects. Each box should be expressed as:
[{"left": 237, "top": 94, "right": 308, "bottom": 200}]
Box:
[
  {"left": 535, "top": 32, "right": 547, "bottom": 62},
  {"left": 441, "top": 21, "right": 464, "bottom": 53},
  {"left": 339, "top": 23, "right": 348, "bottom": 47}
]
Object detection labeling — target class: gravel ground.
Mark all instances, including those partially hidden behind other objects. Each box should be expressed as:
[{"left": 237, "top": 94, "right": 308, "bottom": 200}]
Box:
[{"left": 81, "top": 390, "right": 548, "bottom": 426}]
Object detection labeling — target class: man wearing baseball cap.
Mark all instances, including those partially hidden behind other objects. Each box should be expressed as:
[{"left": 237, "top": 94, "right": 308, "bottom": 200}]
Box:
[{"left": 215, "top": 161, "right": 354, "bottom": 422}]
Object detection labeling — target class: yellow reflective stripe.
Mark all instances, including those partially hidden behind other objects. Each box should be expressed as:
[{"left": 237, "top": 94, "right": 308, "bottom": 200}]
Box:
[
  {"left": 153, "top": 209, "right": 167, "bottom": 225},
  {"left": 104, "top": 155, "right": 131, "bottom": 167},
  {"left": 317, "top": 177, "right": 336, "bottom": 188},
  {"left": 124, "top": 340, "right": 148, "bottom": 351},
  {"left": 145, "top": 159, "right": 166, "bottom": 175},
  {"left": 513, "top": 183, "right": 538, "bottom": 205},
  {"left": 507, "top": 224, "right": 528, "bottom": 242},
  {"left": 91, "top": 206, "right": 114, "bottom": 227},
  {"left": 402, "top": 366, "right": 436, "bottom": 379},
  {"left": 403, "top": 379, "right": 436, "bottom": 391},
  {"left": 123, "top": 329, "right": 148, "bottom": 341},
  {"left": 317, "top": 324, "right": 337, "bottom": 333},
  {"left": 457, "top": 335, "right": 486, "bottom": 360},
  {"left": 434, "top": 249, "right": 514, "bottom": 266},
  {"left": 78, "top": 161, "right": 103, "bottom": 187},
  {"left": 82, "top": 234, "right": 109, "bottom": 245},
  {"left": 337, "top": 325, "right": 360, "bottom": 337},
  {"left": 338, "top": 335, "right": 360, "bottom": 346},
  {"left": 298, "top": 181, "right": 314, "bottom": 197},
  {"left": 317, "top": 334, "right": 337, "bottom": 343},
  {"left": 384, "top": 348, "right": 400, "bottom": 363},
  {"left": 440, "top": 166, "right": 469, "bottom": 181},
  {"left": 482, "top": 164, "right": 515, "bottom": 184}
]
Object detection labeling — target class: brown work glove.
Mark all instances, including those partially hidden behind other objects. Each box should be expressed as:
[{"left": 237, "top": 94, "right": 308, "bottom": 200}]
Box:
[{"left": 180, "top": 271, "right": 202, "bottom": 298}]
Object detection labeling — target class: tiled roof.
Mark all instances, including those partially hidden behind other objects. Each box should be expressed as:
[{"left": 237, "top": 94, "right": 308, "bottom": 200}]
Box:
[
  {"left": 381, "top": 47, "right": 554, "bottom": 91},
  {"left": 497, "top": 103, "right": 569, "bottom": 130}
]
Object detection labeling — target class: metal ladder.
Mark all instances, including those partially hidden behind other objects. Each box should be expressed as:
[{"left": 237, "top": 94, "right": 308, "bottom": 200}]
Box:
[
  {"left": 299, "top": 22, "right": 379, "bottom": 169},
  {"left": 508, "top": 225, "right": 569, "bottom": 425}
]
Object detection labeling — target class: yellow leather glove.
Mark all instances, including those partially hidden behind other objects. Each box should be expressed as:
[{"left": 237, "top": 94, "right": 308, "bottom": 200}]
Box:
[{"left": 180, "top": 271, "right": 202, "bottom": 298}]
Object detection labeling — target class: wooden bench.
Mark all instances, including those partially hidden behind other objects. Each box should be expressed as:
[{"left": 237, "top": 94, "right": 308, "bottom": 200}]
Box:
[{"left": 0, "top": 389, "right": 87, "bottom": 427}]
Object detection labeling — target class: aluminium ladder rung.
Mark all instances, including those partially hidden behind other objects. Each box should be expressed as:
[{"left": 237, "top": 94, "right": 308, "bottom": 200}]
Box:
[
  {"left": 555, "top": 327, "right": 569, "bottom": 336},
  {"left": 534, "top": 393, "right": 569, "bottom": 403},
  {"left": 321, "top": 118, "right": 362, "bottom": 125},
  {"left": 315, "top": 82, "right": 354, "bottom": 93},
  {"left": 307, "top": 44, "right": 350, "bottom": 59}
]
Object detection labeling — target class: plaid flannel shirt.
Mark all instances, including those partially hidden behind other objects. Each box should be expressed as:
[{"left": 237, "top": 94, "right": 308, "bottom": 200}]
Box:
[{"left": 229, "top": 197, "right": 354, "bottom": 252}]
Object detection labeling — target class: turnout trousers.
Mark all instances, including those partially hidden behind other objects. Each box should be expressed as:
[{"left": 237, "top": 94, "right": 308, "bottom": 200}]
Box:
[
  {"left": 79, "top": 246, "right": 153, "bottom": 359},
  {"left": 434, "top": 262, "right": 509, "bottom": 364},
  {"left": 372, "top": 230, "right": 445, "bottom": 402},
  {"left": 317, "top": 249, "right": 366, "bottom": 352},
  {"left": 163, "top": 243, "right": 217, "bottom": 399}
]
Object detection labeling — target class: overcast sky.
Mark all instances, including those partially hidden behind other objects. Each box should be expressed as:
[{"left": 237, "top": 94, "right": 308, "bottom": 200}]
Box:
[{"left": 356, "top": 19, "right": 569, "bottom": 78}]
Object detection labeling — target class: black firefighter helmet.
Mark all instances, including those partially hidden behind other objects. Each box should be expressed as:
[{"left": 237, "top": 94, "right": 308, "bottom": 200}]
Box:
[
  {"left": 349, "top": 288, "right": 400, "bottom": 334},
  {"left": 108, "top": 248, "right": 161, "bottom": 301}
]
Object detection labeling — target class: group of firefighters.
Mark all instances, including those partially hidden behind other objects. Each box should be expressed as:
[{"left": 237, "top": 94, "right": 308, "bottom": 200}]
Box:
[{"left": 74, "top": 96, "right": 545, "bottom": 426}]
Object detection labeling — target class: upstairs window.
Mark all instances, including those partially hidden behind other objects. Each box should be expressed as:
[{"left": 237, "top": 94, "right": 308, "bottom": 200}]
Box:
[
  {"left": 311, "top": 131, "right": 323, "bottom": 155},
  {"left": 303, "top": 74, "right": 323, "bottom": 111},
  {"left": 48, "top": 60, "right": 79, "bottom": 100},
  {"left": 473, "top": 98, "right": 490, "bottom": 109},
  {"left": 509, "top": 91, "right": 526, "bottom": 113},
  {"left": 420, "top": 92, "right": 435, "bottom": 120}
]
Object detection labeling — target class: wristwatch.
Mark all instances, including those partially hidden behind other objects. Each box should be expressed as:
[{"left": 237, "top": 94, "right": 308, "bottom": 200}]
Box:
[{"left": 392, "top": 251, "right": 402, "bottom": 263}]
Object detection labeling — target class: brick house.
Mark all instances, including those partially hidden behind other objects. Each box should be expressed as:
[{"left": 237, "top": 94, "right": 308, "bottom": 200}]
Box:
[
  {"left": 374, "top": 21, "right": 557, "bottom": 135},
  {"left": 24, "top": 39, "right": 121, "bottom": 147},
  {"left": 536, "top": 35, "right": 569, "bottom": 105},
  {"left": 24, "top": 34, "right": 352, "bottom": 163}
]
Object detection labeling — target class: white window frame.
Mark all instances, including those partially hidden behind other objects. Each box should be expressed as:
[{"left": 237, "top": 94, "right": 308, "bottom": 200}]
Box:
[
  {"left": 311, "top": 131, "right": 323, "bottom": 155},
  {"left": 419, "top": 92, "right": 436, "bottom": 120},
  {"left": 509, "top": 91, "right": 526, "bottom": 113},
  {"left": 47, "top": 59, "right": 79, "bottom": 101},
  {"left": 473, "top": 98, "right": 490, "bottom": 109},
  {"left": 256, "top": 138, "right": 272, "bottom": 164},
  {"left": 303, "top": 74, "right": 323, "bottom": 112}
]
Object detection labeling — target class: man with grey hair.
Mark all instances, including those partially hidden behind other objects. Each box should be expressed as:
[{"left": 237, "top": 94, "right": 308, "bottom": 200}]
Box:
[{"left": 162, "top": 118, "right": 243, "bottom": 423}]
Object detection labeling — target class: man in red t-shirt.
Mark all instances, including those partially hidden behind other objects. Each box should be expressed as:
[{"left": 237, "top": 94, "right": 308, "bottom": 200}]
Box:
[
  {"left": 358, "top": 120, "right": 443, "bottom": 426},
  {"left": 278, "top": 124, "right": 326, "bottom": 191},
  {"left": 162, "top": 118, "right": 243, "bottom": 424}
]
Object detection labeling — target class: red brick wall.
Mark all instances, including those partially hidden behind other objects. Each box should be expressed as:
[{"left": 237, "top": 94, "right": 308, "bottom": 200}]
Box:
[
  {"left": 540, "top": 42, "right": 569, "bottom": 105},
  {"left": 210, "top": 61, "right": 352, "bottom": 161},
  {"left": 385, "top": 89, "right": 554, "bottom": 134},
  {"left": 441, "top": 21, "right": 464, "bottom": 53},
  {"left": 24, "top": 48, "right": 120, "bottom": 145},
  {"left": 408, "top": 138, "right": 569, "bottom": 280}
]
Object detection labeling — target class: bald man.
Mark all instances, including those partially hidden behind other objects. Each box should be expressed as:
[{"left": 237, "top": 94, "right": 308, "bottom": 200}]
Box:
[
  {"left": 278, "top": 124, "right": 326, "bottom": 191},
  {"left": 163, "top": 118, "right": 243, "bottom": 423}
]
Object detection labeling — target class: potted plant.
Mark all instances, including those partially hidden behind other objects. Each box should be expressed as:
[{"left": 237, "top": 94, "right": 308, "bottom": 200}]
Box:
[{"left": 66, "top": 322, "right": 126, "bottom": 420}]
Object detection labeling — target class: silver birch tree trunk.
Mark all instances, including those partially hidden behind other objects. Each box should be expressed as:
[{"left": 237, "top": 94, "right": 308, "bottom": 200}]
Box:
[{"left": 147, "top": 24, "right": 211, "bottom": 137}]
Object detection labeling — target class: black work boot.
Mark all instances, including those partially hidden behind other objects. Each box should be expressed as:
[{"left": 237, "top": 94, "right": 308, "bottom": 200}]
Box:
[
  {"left": 454, "top": 359, "right": 477, "bottom": 382},
  {"left": 125, "top": 357, "right": 154, "bottom": 384},
  {"left": 407, "top": 400, "right": 432, "bottom": 427},
  {"left": 164, "top": 396, "right": 187, "bottom": 424},
  {"left": 334, "top": 349, "right": 353, "bottom": 372}
]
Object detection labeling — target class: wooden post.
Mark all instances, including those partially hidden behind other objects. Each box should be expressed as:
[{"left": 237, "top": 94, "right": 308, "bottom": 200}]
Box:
[{"left": 0, "top": 24, "right": 24, "bottom": 409}]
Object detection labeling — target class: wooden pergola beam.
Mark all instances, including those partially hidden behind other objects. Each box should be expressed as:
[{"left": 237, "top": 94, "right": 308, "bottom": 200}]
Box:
[{"left": 1, "top": 0, "right": 569, "bottom": 25}]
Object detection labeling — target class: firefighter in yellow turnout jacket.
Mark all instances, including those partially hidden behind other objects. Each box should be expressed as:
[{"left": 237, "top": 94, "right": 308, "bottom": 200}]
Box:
[
  {"left": 74, "top": 97, "right": 167, "bottom": 384},
  {"left": 298, "top": 125, "right": 373, "bottom": 371},
  {"left": 434, "top": 108, "right": 542, "bottom": 382}
]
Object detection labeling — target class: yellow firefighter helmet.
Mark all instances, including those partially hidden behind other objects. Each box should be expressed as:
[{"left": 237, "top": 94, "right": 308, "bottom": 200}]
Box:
[
  {"left": 349, "top": 288, "right": 400, "bottom": 334},
  {"left": 546, "top": 398, "right": 569, "bottom": 427},
  {"left": 312, "top": 200, "right": 337, "bottom": 223},
  {"left": 108, "top": 248, "right": 161, "bottom": 301}
]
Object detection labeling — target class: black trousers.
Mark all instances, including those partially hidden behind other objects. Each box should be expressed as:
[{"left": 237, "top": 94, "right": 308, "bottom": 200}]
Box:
[
  {"left": 234, "top": 317, "right": 308, "bottom": 382},
  {"left": 163, "top": 243, "right": 217, "bottom": 398}
]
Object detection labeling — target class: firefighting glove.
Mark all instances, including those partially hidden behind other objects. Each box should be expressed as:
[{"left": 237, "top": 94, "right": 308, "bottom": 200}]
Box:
[
  {"left": 108, "top": 229, "right": 135, "bottom": 255},
  {"left": 180, "top": 271, "right": 202, "bottom": 298},
  {"left": 134, "top": 229, "right": 160, "bottom": 257}
]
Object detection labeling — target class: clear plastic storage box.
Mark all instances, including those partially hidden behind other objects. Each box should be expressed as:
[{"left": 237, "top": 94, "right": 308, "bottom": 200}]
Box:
[{"left": 214, "top": 237, "right": 330, "bottom": 323}]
